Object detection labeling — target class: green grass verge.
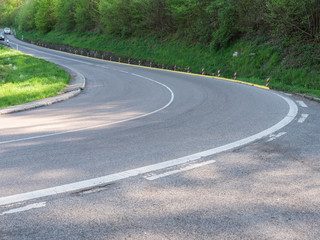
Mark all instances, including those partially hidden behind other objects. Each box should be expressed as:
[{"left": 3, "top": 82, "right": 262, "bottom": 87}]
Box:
[
  {"left": 17, "top": 30, "right": 320, "bottom": 98},
  {"left": 0, "top": 46, "right": 70, "bottom": 108}
]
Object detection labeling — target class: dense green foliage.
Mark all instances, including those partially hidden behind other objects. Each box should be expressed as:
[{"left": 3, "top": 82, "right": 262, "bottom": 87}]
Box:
[
  {"left": 0, "top": 46, "right": 69, "bottom": 108},
  {"left": 17, "top": 29, "right": 320, "bottom": 97},
  {"left": 1, "top": 0, "right": 319, "bottom": 44},
  {"left": 1, "top": 0, "right": 319, "bottom": 96}
]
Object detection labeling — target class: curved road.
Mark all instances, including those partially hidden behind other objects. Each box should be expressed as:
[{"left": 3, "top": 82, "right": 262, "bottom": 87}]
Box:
[{"left": 1, "top": 35, "right": 320, "bottom": 240}]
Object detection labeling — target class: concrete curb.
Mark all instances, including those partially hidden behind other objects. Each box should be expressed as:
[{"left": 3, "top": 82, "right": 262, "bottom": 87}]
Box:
[
  {"left": 57, "top": 64, "right": 86, "bottom": 92},
  {"left": 0, "top": 65, "right": 86, "bottom": 115},
  {"left": 294, "top": 93, "right": 320, "bottom": 103}
]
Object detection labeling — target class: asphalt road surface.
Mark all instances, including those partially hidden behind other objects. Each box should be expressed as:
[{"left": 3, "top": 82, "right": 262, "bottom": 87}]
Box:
[{"left": 1, "top": 35, "right": 319, "bottom": 240}]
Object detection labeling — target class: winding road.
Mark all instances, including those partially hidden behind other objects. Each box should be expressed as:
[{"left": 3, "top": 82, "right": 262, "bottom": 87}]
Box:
[{"left": 1, "top": 35, "right": 320, "bottom": 240}]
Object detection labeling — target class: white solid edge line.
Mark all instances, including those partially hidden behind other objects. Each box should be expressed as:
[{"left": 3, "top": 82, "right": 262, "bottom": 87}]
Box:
[
  {"left": 0, "top": 73, "right": 175, "bottom": 145},
  {"left": 0, "top": 93, "right": 298, "bottom": 206},
  {"left": 0, "top": 41, "right": 174, "bottom": 145}
]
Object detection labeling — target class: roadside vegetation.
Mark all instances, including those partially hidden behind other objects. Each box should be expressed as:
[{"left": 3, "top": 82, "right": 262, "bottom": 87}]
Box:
[
  {"left": 1, "top": 0, "right": 319, "bottom": 97},
  {"left": 0, "top": 46, "right": 69, "bottom": 108}
]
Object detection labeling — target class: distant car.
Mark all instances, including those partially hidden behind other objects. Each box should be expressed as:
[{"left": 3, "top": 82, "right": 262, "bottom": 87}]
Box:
[
  {"left": 0, "top": 33, "right": 5, "bottom": 41},
  {"left": 4, "top": 27, "right": 11, "bottom": 34}
]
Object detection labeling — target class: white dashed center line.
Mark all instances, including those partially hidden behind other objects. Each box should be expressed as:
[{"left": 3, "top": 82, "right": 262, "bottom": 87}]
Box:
[
  {"left": 0, "top": 202, "right": 46, "bottom": 216},
  {"left": 267, "top": 132, "right": 287, "bottom": 142},
  {"left": 298, "top": 114, "right": 309, "bottom": 123},
  {"left": 144, "top": 160, "right": 216, "bottom": 181},
  {"left": 297, "top": 100, "right": 308, "bottom": 108}
]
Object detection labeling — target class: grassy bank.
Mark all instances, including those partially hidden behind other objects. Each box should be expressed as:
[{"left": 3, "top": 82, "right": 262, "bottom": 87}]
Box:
[
  {"left": 17, "top": 30, "right": 320, "bottom": 98},
  {"left": 0, "top": 46, "right": 70, "bottom": 108}
]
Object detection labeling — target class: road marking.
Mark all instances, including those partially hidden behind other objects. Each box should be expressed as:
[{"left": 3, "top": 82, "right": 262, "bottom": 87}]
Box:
[
  {"left": 0, "top": 93, "right": 298, "bottom": 206},
  {"left": 0, "top": 73, "right": 175, "bottom": 145},
  {"left": 0, "top": 202, "right": 46, "bottom": 216},
  {"left": 144, "top": 160, "right": 216, "bottom": 180},
  {"left": 267, "top": 132, "right": 287, "bottom": 142},
  {"left": 298, "top": 114, "right": 309, "bottom": 123},
  {"left": 297, "top": 100, "right": 308, "bottom": 108}
]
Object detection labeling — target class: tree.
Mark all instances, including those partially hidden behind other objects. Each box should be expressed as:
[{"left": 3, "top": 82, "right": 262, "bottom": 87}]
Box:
[
  {"left": 0, "top": 0, "right": 26, "bottom": 26},
  {"left": 166, "top": 0, "right": 216, "bottom": 42},
  {"left": 267, "top": 0, "right": 320, "bottom": 42},
  {"left": 143, "top": 0, "right": 173, "bottom": 35},
  {"left": 54, "top": 0, "right": 77, "bottom": 31},
  {"left": 16, "top": 0, "right": 38, "bottom": 31},
  {"left": 35, "top": 0, "right": 56, "bottom": 32},
  {"left": 99, "top": 0, "right": 171, "bottom": 36},
  {"left": 74, "top": 0, "right": 100, "bottom": 32},
  {"left": 99, "top": 0, "right": 132, "bottom": 35}
]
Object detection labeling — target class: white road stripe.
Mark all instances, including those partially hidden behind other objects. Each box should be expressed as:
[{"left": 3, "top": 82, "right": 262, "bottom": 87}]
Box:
[
  {"left": 0, "top": 72, "right": 175, "bottom": 145},
  {"left": 298, "top": 114, "right": 309, "bottom": 123},
  {"left": 144, "top": 160, "right": 216, "bottom": 181},
  {"left": 297, "top": 100, "right": 308, "bottom": 108},
  {"left": 0, "top": 93, "right": 298, "bottom": 207},
  {"left": 267, "top": 132, "right": 287, "bottom": 142},
  {"left": 0, "top": 202, "right": 46, "bottom": 216}
]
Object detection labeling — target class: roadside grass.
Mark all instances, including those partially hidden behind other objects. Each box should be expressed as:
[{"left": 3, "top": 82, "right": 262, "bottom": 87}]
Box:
[
  {"left": 18, "top": 30, "right": 320, "bottom": 98},
  {"left": 0, "top": 46, "right": 70, "bottom": 108}
]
